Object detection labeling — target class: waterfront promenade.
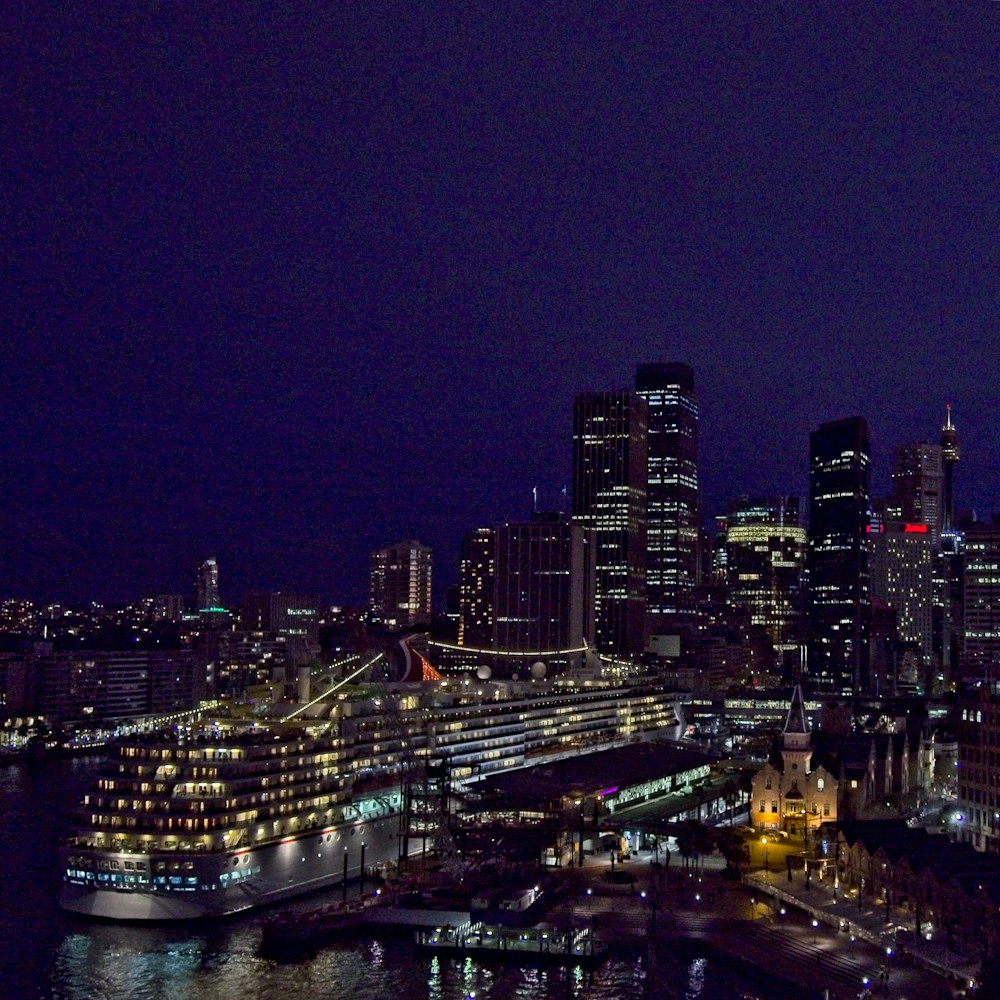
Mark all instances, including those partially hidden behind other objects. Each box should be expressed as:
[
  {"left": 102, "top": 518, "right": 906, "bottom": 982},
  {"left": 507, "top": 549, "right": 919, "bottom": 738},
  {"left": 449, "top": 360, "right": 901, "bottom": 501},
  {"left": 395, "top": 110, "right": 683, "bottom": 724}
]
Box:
[{"left": 546, "top": 847, "right": 965, "bottom": 1000}]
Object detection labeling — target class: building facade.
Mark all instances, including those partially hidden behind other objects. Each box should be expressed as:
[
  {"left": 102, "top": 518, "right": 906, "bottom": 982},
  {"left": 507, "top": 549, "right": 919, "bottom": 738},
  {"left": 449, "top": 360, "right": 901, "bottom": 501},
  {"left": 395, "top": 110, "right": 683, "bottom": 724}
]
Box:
[
  {"left": 808, "top": 417, "right": 871, "bottom": 693},
  {"left": 724, "top": 496, "right": 807, "bottom": 649},
  {"left": 196, "top": 558, "right": 221, "bottom": 611},
  {"left": 635, "top": 363, "right": 699, "bottom": 640},
  {"left": 369, "top": 540, "right": 433, "bottom": 628},
  {"left": 458, "top": 527, "right": 496, "bottom": 650},
  {"left": 963, "top": 524, "right": 1000, "bottom": 679},
  {"left": 571, "top": 391, "right": 648, "bottom": 656},
  {"left": 492, "top": 513, "right": 595, "bottom": 672},
  {"left": 889, "top": 443, "right": 943, "bottom": 546},
  {"left": 870, "top": 522, "right": 935, "bottom": 680},
  {"left": 750, "top": 686, "right": 838, "bottom": 837}
]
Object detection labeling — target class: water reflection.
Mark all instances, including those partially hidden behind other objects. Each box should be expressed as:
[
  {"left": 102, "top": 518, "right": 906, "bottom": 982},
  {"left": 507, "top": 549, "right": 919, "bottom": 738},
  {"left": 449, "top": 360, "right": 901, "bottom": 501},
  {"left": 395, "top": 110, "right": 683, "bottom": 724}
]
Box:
[{"left": 2, "top": 760, "right": 788, "bottom": 1000}]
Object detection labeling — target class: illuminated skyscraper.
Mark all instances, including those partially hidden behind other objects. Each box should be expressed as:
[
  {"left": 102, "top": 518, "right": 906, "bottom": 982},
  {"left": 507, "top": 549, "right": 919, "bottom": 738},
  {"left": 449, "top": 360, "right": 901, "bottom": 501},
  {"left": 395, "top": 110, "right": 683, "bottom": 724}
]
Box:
[
  {"left": 635, "top": 363, "right": 699, "bottom": 638},
  {"left": 369, "top": 540, "right": 432, "bottom": 628},
  {"left": 196, "top": 558, "right": 220, "bottom": 611},
  {"left": 572, "top": 391, "right": 647, "bottom": 655},
  {"left": 724, "top": 496, "right": 807, "bottom": 648},
  {"left": 870, "top": 522, "right": 935, "bottom": 677},
  {"left": 963, "top": 524, "right": 1000, "bottom": 679},
  {"left": 890, "top": 443, "right": 943, "bottom": 546},
  {"left": 458, "top": 527, "right": 495, "bottom": 649},
  {"left": 808, "top": 417, "right": 871, "bottom": 693},
  {"left": 941, "top": 403, "right": 960, "bottom": 533}
]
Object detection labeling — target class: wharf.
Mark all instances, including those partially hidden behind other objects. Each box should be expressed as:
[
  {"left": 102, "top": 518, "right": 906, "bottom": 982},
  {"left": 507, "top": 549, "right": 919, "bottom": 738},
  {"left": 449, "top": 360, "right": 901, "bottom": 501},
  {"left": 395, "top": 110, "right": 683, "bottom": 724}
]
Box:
[
  {"left": 260, "top": 894, "right": 472, "bottom": 957},
  {"left": 415, "top": 921, "right": 606, "bottom": 966}
]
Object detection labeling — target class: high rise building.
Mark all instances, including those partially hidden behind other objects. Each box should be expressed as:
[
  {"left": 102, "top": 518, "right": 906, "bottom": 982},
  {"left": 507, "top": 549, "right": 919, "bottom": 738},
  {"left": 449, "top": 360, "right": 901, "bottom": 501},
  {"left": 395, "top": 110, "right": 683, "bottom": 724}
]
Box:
[
  {"left": 963, "top": 523, "right": 1000, "bottom": 679},
  {"left": 941, "top": 404, "right": 960, "bottom": 534},
  {"left": 458, "top": 527, "right": 496, "bottom": 650},
  {"left": 635, "top": 363, "right": 699, "bottom": 637},
  {"left": 369, "top": 540, "right": 433, "bottom": 628},
  {"left": 808, "top": 417, "right": 871, "bottom": 693},
  {"left": 572, "top": 391, "right": 648, "bottom": 655},
  {"left": 492, "top": 512, "right": 595, "bottom": 672},
  {"left": 240, "top": 592, "right": 321, "bottom": 647},
  {"left": 724, "top": 496, "right": 807, "bottom": 648},
  {"left": 197, "top": 558, "right": 221, "bottom": 611},
  {"left": 890, "top": 443, "right": 943, "bottom": 546},
  {"left": 869, "top": 522, "right": 935, "bottom": 682}
]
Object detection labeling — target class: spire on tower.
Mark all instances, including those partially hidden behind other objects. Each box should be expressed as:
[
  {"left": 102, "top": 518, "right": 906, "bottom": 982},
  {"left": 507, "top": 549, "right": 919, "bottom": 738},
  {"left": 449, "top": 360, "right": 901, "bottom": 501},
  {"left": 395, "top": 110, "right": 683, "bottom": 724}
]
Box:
[{"left": 783, "top": 684, "right": 809, "bottom": 736}]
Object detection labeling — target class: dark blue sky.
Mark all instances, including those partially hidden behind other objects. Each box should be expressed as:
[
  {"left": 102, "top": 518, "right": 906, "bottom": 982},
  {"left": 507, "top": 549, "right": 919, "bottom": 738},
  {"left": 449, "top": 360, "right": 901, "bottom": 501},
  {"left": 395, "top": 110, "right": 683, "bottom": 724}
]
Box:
[{"left": 3, "top": 5, "right": 999, "bottom": 605}]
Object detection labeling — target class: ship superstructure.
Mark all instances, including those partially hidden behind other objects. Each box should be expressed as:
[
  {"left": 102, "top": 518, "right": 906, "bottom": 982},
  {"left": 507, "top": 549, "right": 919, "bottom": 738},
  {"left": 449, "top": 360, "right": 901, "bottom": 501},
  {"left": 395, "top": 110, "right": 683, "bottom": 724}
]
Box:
[{"left": 61, "top": 674, "right": 684, "bottom": 920}]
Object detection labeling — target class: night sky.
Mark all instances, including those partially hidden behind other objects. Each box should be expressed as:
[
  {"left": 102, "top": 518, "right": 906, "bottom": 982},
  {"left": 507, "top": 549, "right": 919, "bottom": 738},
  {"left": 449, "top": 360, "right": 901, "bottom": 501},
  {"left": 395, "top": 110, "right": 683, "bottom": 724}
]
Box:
[{"left": 4, "top": 5, "right": 999, "bottom": 606}]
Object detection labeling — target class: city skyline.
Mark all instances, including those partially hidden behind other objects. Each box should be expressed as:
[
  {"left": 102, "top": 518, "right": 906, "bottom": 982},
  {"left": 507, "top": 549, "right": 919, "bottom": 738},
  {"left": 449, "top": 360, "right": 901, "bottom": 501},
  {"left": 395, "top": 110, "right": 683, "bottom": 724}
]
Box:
[
  {"left": 4, "top": 6, "right": 999, "bottom": 605},
  {"left": 0, "top": 369, "right": 987, "bottom": 609}
]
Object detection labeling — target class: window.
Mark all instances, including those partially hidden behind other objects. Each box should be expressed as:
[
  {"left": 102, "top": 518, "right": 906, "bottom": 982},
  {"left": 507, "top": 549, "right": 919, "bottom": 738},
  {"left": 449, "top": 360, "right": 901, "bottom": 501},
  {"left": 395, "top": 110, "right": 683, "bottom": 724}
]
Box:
[
  {"left": 816, "top": 777, "right": 825, "bottom": 792},
  {"left": 771, "top": 800, "right": 778, "bottom": 813},
  {"left": 823, "top": 803, "right": 830, "bottom": 816},
  {"left": 758, "top": 800, "right": 765, "bottom": 813},
  {"left": 765, "top": 777, "right": 772, "bottom": 790}
]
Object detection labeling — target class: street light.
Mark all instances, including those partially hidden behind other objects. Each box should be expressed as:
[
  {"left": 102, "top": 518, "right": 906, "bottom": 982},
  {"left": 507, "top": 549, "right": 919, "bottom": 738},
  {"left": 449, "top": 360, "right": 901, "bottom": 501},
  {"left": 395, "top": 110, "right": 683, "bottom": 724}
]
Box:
[
  {"left": 812, "top": 918, "right": 819, "bottom": 944},
  {"left": 761, "top": 835, "right": 769, "bottom": 873}
]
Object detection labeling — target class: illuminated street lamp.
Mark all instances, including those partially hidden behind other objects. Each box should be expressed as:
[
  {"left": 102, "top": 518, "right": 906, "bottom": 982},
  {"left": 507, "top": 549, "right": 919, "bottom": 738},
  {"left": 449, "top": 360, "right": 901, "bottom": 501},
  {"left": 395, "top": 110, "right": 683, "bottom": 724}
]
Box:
[{"left": 761, "top": 835, "right": 769, "bottom": 873}]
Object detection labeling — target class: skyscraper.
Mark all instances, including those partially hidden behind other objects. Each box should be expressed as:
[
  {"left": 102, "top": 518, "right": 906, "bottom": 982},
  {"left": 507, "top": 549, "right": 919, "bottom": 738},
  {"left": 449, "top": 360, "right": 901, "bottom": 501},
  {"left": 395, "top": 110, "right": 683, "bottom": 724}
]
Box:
[
  {"left": 492, "top": 512, "right": 595, "bottom": 672},
  {"left": 635, "top": 363, "right": 699, "bottom": 639},
  {"left": 808, "top": 417, "right": 871, "bottom": 693},
  {"left": 869, "top": 522, "right": 935, "bottom": 680},
  {"left": 963, "top": 523, "right": 1000, "bottom": 679},
  {"left": 369, "top": 540, "right": 433, "bottom": 628},
  {"left": 572, "top": 391, "right": 647, "bottom": 655},
  {"left": 724, "top": 496, "right": 807, "bottom": 649},
  {"left": 941, "top": 403, "right": 960, "bottom": 534},
  {"left": 458, "top": 527, "right": 495, "bottom": 649},
  {"left": 890, "top": 443, "right": 943, "bottom": 545},
  {"left": 196, "top": 558, "right": 221, "bottom": 611}
]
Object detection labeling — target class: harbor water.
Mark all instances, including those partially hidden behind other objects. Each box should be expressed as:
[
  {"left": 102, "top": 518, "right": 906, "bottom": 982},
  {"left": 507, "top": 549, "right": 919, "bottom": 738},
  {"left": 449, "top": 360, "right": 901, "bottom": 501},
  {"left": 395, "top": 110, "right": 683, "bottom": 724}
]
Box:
[{"left": 0, "top": 757, "right": 801, "bottom": 999}]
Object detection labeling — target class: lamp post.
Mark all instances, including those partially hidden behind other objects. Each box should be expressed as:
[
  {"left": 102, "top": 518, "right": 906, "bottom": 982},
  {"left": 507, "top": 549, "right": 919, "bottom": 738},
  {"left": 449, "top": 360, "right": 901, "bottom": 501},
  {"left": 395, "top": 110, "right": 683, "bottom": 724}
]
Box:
[
  {"left": 812, "top": 918, "right": 819, "bottom": 944},
  {"left": 761, "top": 835, "right": 769, "bottom": 873}
]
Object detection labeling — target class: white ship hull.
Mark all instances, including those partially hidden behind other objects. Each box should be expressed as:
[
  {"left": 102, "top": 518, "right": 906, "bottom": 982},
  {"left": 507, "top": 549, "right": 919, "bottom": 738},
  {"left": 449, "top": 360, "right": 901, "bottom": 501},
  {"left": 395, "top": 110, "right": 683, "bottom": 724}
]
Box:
[{"left": 61, "top": 812, "right": 401, "bottom": 921}]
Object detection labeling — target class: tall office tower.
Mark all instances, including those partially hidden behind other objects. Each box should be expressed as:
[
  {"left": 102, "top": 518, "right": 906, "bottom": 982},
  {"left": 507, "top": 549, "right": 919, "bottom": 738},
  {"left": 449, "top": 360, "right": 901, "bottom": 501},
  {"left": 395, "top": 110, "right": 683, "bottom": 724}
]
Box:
[
  {"left": 197, "top": 558, "right": 221, "bottom": 611},
  {"left": 369, "top": 540, "right": 433, "bottom": 628},
  {"left": 890, "top": 443, "right": 943, "bottom": 546},
  {"left": 962, "top": 523, "right": 1000, "bottom": 679},
  {"left": 808, "top": 417, "right": 871, "bottom": 693},
  {"left": 724, "top": 496, "right": 807, "bottom": 648},
  {"left": 572, "top": 391, "right": 648, "bottom": 655},
  {"left": 635, "top": 363, "right": 699, "bottom": 638},
  {"left": 492, "top": 512, "right": 595, "bottom": 673},
  {"left": 458, "top": 527, "right": 496, "bottom": 649},
  {"left": 941, "top": 404, "right": 960, "bottom": 533},
  {"left": 870, "top": 522, "right": 935, "bottom": 678}
]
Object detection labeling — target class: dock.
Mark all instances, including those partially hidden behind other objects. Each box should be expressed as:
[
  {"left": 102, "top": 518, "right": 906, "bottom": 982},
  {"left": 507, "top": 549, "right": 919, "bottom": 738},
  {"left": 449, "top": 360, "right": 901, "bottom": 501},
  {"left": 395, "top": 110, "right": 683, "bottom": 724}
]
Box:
[{"left": 415, "top": 921, "right": 606, "bottom": 966}]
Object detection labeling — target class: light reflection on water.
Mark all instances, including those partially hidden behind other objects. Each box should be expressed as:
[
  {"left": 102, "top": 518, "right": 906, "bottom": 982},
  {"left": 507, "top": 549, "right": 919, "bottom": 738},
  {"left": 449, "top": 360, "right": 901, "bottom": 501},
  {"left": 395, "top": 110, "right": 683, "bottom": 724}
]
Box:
[{"left": 2, "top": 759, "right": 790, "bottom": 1000}]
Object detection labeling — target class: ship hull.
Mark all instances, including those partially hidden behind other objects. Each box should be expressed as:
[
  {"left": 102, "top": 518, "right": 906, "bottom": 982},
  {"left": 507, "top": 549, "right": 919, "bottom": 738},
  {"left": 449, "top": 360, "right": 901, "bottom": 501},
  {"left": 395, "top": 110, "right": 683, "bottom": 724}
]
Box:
[{"left": 60, "top": 812, "right": 402, "bottom": 921}]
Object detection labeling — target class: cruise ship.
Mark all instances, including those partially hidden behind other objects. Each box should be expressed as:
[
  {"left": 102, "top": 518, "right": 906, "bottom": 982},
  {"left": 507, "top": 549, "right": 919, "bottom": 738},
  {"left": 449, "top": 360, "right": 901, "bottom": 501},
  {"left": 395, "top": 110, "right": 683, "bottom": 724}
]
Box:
[{"left": 60, "top": 670, "right": 685, "bottom": 920}]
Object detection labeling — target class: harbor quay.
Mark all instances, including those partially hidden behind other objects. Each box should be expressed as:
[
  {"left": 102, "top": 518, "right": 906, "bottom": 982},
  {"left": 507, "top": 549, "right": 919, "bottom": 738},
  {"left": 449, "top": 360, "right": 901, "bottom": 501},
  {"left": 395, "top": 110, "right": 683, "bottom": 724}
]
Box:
[{"left": 260, "top": 842, "right": 963, "bottom": 998}]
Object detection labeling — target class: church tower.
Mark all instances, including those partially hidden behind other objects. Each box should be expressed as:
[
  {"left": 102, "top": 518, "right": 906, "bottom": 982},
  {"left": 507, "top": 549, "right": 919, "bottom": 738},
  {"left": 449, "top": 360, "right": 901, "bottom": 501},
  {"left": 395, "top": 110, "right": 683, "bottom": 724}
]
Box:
[{"left": 781, "top": 684, "right": 813, "bottom": 775}]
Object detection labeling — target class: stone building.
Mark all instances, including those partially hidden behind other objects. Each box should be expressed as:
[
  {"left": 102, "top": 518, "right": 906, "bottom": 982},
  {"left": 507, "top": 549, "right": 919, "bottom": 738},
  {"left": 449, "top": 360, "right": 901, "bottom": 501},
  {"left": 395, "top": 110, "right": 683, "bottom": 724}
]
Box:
[{"left": 750, "top": 685, "right": 839, "bottom": 836}]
